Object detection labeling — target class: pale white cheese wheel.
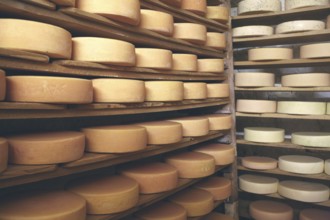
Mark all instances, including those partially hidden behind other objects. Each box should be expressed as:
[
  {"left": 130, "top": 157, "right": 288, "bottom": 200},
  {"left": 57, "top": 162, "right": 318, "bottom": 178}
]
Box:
[
  {"left": 236, "top": 99, "right": 277, "bottom": 113},
  {"left": 276, "top": 20, "right": 325, "bottom": 34},
  {"left": 183, "top": 82, "right": 207, "bottom": 100},
  {"left": 244, "top": 127, "right": 285, "bottom": 143},
  {"left": 203, "top": 114, "right": 232, "bottom": 131},
  {"left": 249, "top": 200, "right": 294, "bottom": 220},
  {"left": 82, "top": 125, "right": 147, "bottom": 153},
  {"left": 72, "top": 37, "right": 136, "bottom": 66},
  {"left": 121, "top": 162, "right": 178, "bottom": 194},
  {"left": 193, "top": 143, "right": 235, "bottom": 165},
  {"left": 241, "top": 156, "right": 278, "bottom": 170},
  {"left": 198, "top": 59, "right": 224, "bottom": 73},
  {"left": 278, "top": 180, "right": 330, "bottom": 202},
  {"left": 181, "top": 0, "right": 207, "bottom": 15},
  {"left": 195, "top": 177, "right": 232, "bottom": 200},
  {"left": 327, "top": 103, "right": 330, "bottom": 115},
  {"left": 279, "top": 155, "right": 324, "bottom": 174},
  {"left": 165, "top": 151, "right": 215, "bottom": 178},
  {"left": 282, "top": 73, "right": 330, "bottom": 87},
  {"left": 204, "top": 212, "right": 234, "bottom": 220},
  {"left": 235, "top": 72, "right": 275, "bottom": 87},
  {"left": 207, "top": 83, "right": 230, "bottom": 98},
  {"left": 277, "top": 101, "right": 327, "bottom": 115},
  {"left": 285, "top": 0, "right": 329, "bottom": 10},
  {"left": 0, "top": 70, "right": 5, "bottom": 101},
  {"left": 49, "top": 0, "right": 75, "bottom": 6},
  {"left": 139, "top": 10, "right": 174, "bottom": 36},
  {"left": 173, "top": 23, "right": 207, "bottom": 45},
  {"left": 145, "top": 81, "right": 183, "bottom": 101},
  {"left": 172, "top": 54, "right": 198, "bottom": 71},
  {"left": 0, "top": 19, "right": 72, "bottom": 59},
  {"left": 233, "top": 26, "right": 274, "bottom": 38},
  {"left": 67, "top": 175, "right": 139, "bottom": 214},
  {"left": 300, "top": 209, "right": 330, "bottom": 220},
  {"left": 291, "top": 132, "right": 330, "bottom": 148},
  {"left": 0, "top": 191, "right": 86, "bottom": 220},
  {"left": 326, "top": 159, "right": 330, "bottom": 175},
  {"left": 8, "top": 131, "right": 85, "bottom": 165},
  {"left": 135, "top": 202, "right": 187, "bottom": 220},
  {"left": 238, "top": 0, "right": 281, "bottom": 15},
  {"left": 0, "top": 138, "right": 8, "bottom": 173},
  {"left": 206, "top": 32, "right": 226, "bottom": 50},
  {"left": 168, "top": 116, "right": 209, "bottom": 137},
  {"left": 6, "top": 76, "right": 93, "bottom": 104},
  {"left": 76, "top": 0, "right": 140, "bottom": 25},
  {"left": 206, "top": 6, "right": 229, "bottom": 23},
  {"left": 239, "top": 174, "right": 279, "bottom": 194},
  {"left": 92, "top": 78, "right": 145, "bottom": 103},
  {"left": 248, "top": 48, "right": 293, "bottom": 61},
  {"left": 136, "top": 48, "right": 172, "bottom": 70},
  {"left": 300, "top": 43, "right": 330, "bottom": 59}
]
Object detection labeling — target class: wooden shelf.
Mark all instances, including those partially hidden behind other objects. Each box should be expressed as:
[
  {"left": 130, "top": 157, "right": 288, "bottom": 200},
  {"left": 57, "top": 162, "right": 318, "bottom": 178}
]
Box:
[
  {"left": 235, "top": 112, "right": 330, "bottom": 121},
  {"left": 235, "top": 86, "right": 330, "bottom": 92}
]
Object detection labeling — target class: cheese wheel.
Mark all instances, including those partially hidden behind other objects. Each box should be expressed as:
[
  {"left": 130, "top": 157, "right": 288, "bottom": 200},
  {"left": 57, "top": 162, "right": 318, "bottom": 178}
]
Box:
[
  {"left": 241, "top": 156, "right": 277, "bottom": 170},
  {"left": 0, "top": 69, "right": 5, "bottom": 101},
  {"left": 235, "top": 72, "right": 275, "bottom": 87},
  {"left": 238, "top": 0, "right": 281, "bottom": 15},
  {"left": 244, "top": 127, "right": 285, "bottom": 143},
  {"left": 195, "top": 177, "right": 232, "bottom": 200},
  {"left": 285, "top": 0, "right": 329, "bottom": 10},
  {"left": 181, "top": 0, "right": 207, "bottom": 15},
  {"left": 276, "top": 20, "right": 325, "bottom": 34},
  {"left": 248, "top": 48, "right": 293, "bottom": 61},
  {"left": 72, "top": 37, "right": 135, "bottom": 66},
  {"left": 206, "top": 6, "right": 229, "bottom": 23},
  {"left": 49, "top": 0, "right": 75, "bottom": 6},
  {"left": 168, "top": 116, "right": 209, "bottom": 137},
  {"left": 300, "top": 43, "right": 330, "bottom": 59},
  {"left": 136, "top": 48, "right": 172, "bottom": 70},
  {"left": 159, "top": 0, "right": 182, "bottom": 7},
  {"left": 204, "top": 114, "right": 232, "bottom": 131},
  {"left": 135, "top": 202, "right": 187, "bottom": 220},
  {"left": 279, "top": 155, "right": 324, "bottom": 174},
  {"left": 0, "top": 190, "right": 86, "bottom": 220},
  {"left": 6, "top": 76, "right": 93, "bottom": 104},
  {"left": 169, "top": 188, "right": 214, "bottom": 217},
  {"left": 278, "top": 180, "right": 330, "bottom": 202},
  {"left": 236, "top": 100, "right": 277, "bottom": 113},
  {"left": 291, "top": 132, "right": 330, "bottom": 148},
  {"left": 204, "top": 212, "right": 234, "bottom": 220},
  {"left": 325, "top": 159, "right": 330, "bottom": 175},
  {"left": 121, "top": 162, "right": 178, "bottom": 194},
  {"left": 300, "top": 209, "right": 330, "bottom": 220},
  {"left": 193, "top": 144, "right": 235, "bottom": 165},
  {"left": 277, "top": 101, "right": 327, "bottom": 115},
  {"left": 139, "top": 10, "right": 174, "bottom": 36},
  {"left": 198, "top": 59, "right": 224, "bottom": 73},
  {"left": 165, "top": 151, "right": 215, "bottom": 178},
  {"left": 173, "top": 23, "right": 207, "bottom": 45},
  {"left": 82, "top": 125, "right": 147, "bottom": 153},
  {"left": 249, "top": 200, "right": 294, "bottom": 220},
  {"left": 206, "top": 32, "right": 226, "bottom": 50},
  {"left": 327, "top": 15, "right": 330, "bottom": 29},
  {"left": 0, "top": 19, "right": 72, "bottom": 59},
  {"left": 92, "top": 79, "right": 145, "bottom": 103},
  {"left": 207, "top": 83, "right": 230, "bottom": 98},
  {"left": 76, "top": 0, "right": 140, "bottom": 25},
  {"left": 233, "top": 26, "right": 274, "bottom": 38},
  {"left": 327, "top": 103, "right": 330, "bottom": 115},
  {"left": 183, "top": 82, "right": 207, "bottom": 100},
  {"left": 0, "top": 138, "right": 8, "bottom": 173},
  {"left": 282, "top": 73, "right": 330, "bottom": 87},
  {"left": 172, "top": 54, "right": 198, "bottom": 71},
  {"left": 8, "top": 131, "right": 85, "bottom": 165},
  {"left": 67, "top": 175, "right": 138, "bottom": 214},
  {"left": 145, "top": 81, "right": 183, "bottom": 101},
  {"left": 239, "top": 174, "right": 279, "bottom": 194}
]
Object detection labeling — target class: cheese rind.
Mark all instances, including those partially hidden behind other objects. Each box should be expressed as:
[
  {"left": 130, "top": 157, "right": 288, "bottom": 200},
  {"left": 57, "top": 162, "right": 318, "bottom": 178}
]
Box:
[
  {"left": 239, "top": 174, "right": 279, "bottom": 194},
  {"left": 277, "top": 101, "right": 326, "bottom": 115},
  {"left": 168, "top": 116, "right": 209, "bottom": 137},
  {"left": 244, "top": 127, "right": 285, "bottom": 143},
  {"left": 172, "top": 54, "right": 198, "bottom": 71},
  {"left": 325, "top": 159, "right": 330, "bottom": 175},
  {"left": 279, "top": 155, "right": 324, "bottom": 174},
  {"left": 0, "top": 70, "right": 5, "bottom": 101},
  {"left": 291, "top": 132, "right": 330, "bottom": 148},
  {"left": 183, "top": 82, "right": 207, "bottom": 100},
  {"left": 193, "top": 144, "right": 235, "bottom": 165},
  {"left": 195, "top": 177, "right": 232, "bottom": 200},
  {"left": 282, "top": 73, "right": 330, "bottom": 87},
  {"left": 173, "top": 23, "right": 207, "bottom": 45},
  {"left": 235, "top": 72, "right": 275, "bottom": 87},
  {"left": 204, "top": 114, "right": 232, "bottom": 131},
  {"left": 238, "top": 0, "right": 281, "bottom": 15},
  {"left": 204, "top": 212, "right": 234, "bottom": 220},
  {"left": 241, "top": 156, "right": 277, "bottom": 170},
  {"left": 198, "top": 59, "right": 224, "bottom": 73},
  {"left": 206, "top": 6, "right": 229, "bottom": 23},
  {"left": 276, "top": 20, "right": 325, "bottom": 34},
  {"left": 206, "top": 32, "right": 226, "bottom": 50},
  {"left": 145, "top": 81, "right": 183, "bottom": 101},
  {"left": 181, "top": 0, "right": 207, "bottom": 15},
  {"left": 139, "top": 10, "right": 174, "bottom": 36},
  {"left": 207, "top": 83, "right": 230, "bottom": 98},
  {"left": 135, "top": 202, "right": 187, "bottom": 220},
  {"left": 233, "top": 26, "right": 273, "bottom": 38},
  {"left": 248, "top": 48, "right": 293, "bottom": 61},
  {"left": 299, "top": 209, "right": 330, "bottom": 220},
  {"left": 285, "top": 0, "right": 329, "bottom": 10},
  {"left": 300, "top": 43, "right": 330, "bottom": 59},
  {"left": 0, "top": 138, "right": 8, "bottom": 173},
  {"left": 236, "top": 100, "right": 277, "bottom": 113},
  {"left": 136, "top": 48, "right": 172, "bottom": 69},
  {"left": 249, "top": 200, "right": 293, "bottom": 220}
]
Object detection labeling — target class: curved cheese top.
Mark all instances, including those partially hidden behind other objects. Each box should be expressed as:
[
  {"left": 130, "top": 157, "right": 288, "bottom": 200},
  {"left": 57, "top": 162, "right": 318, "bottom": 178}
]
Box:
[
  {"left": 244, "top": 127, "right": 285, "bottom": 143},
  {"left": 248, "top": 48, "right": 293, "bottom": 61},
  {"left": 325, "top": 159, "right": 330, "bottom": 175},
  {"left": 181, "top": 0, "right": 207, "bottom": 15},
  {"left": 249, "top": 200, "right": 293, "bottom": 220},
  {"left": 235, "top": 72, "right": 275, "bottom": 87},
  {"left": 239, "top": 174, "right": 279, "bottom": 194},
  {"left": 236, "top": 99, "right": 277, "bottom": 113},
  {"left": 238, "top": 0, "right": 281, "bottom": 15},
  {"left": 135, "top": 202, "right": 187, "bottom": 220},
  {"left": 241, "top": 156, "right": 278, "bottom": 170},
  {"left": 281, "top": 73, "right": 330, "bottom": 87},
  {"left": 173, "top": 23, "right": 207, "bottom": 45},
  {"left": 195, "top": 176, "right": 232, "bottom": 200},
  {"left": 172, "top": 54, "right": 198, "bottom": 71},
  {"left": 0, "top": 69, "right": 5, "bottom": 101},
  {"left": 276, "top": 20, "right": 325, "bottom": 34},
  {"left": 139, "top": 10, "right": 174, "bottom": 36},
  {"left": 206, "top": 32, "right": 226, "bottom": 50},
  {"left": 277, "top": 101, "right": 327, "bottom": 115},
  {"left": 233, "top": 26, "right": 273, "bottom": 38},
  {"left": 136, "top": 48, "right": 173, "bottom": 70},
  {"left": 206, "top": 6, "right": 229, "bottom": 23},
  {"left": 285, "top": 0, "right": 329, "bottom": 10},
  {"left": 291, "top": 132, "right": 330, "bottom": 148},
  {"left": 300, "top": 43, "right": 330, "bottom": 59},
  {"left": 278, "top": 155, "right": 324, "bottom": 174},
  {"left": 300, "top": 209, "right": 330, "bottom": 220},
  {"left": 0, "top": 137, "right": 8, "bottom": 173},
  {"left": 168, "top": 116, "right": 209, "bottom": 137},
  {"left": 204, "top": 212, "right": 234, "bottom": 220}
]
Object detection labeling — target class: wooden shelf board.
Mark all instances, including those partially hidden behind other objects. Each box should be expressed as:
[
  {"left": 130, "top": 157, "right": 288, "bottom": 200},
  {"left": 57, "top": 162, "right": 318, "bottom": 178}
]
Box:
[
  {"left": 0, "top": 102, "right": 66, "bottom": 110},
  {"left": 21, "top": 0, "right": 56, "bottom": 10},
  {"left": 235, "top": 112, "right": 330, "bottom": 121},
  {"left": 235, "top": 86, "right": 330, "bottom": 92}
]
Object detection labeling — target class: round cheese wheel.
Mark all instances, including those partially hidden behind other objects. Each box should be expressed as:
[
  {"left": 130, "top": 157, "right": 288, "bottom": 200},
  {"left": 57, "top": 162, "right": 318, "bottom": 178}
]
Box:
[
  {"left": 300, "top": 209, "right": 330, "bottom": 220},
  {"left": 278, "top": 180, "right": 330, "bottom": 202},
  {"left": 325, "top": 159, "right": 330, "bottom": 175},
  {"left": 172, "top": 54, "right": 198, "bottom": 71},
  {"left": 327, "top": 103, "right": 330, "bottom": 115},
  {"left": 173, "top": 23, "right": 207, "bottom": 45},
  {"left": 0, "top": 69, "right": 6, "bottom": 101},
  {"left": 67, "top": 175, "right": 139, "bottom": 214},
  {"left": 238, "top": 0, "right": 281, "bottom": 15},
  {"left": 277, "top": 101, "right": 327, "bottom": 115},
  {"left": 121, "top": 162, "right": 178, "bottom": 194},
  {"left": 0, "top": 138, "right": 8, "bottom": 173},
  {"left": 235, "top": 72, "right": 275, "bottom": 87},
  {"left": 233, "top": 26, "right": 274, "bottom": 38},
  {"left": 244, "top": 127, "right": 285, "bottom": 143},
  {"left": 285, "top": 0, "right": 329, "bottom": 10},
  {"left": 241, "top": 156, "right": 277, "bottom": 170},
  {"left": 204, "top": 212, "right": 234, "bottom": 220},
  {"left": 145, "top": 81, "right": 183, "bottom": 101},
  {"left": 159, "top": 0, "right": 182, "bottom": 7},
  {"left": 183, "top": 82, "right": 207, "bottom": 100},
  {"left": 206, "top": 6, "right": 229, "bottom": 23},
  {"left": 193, "top": 144, "right": 235, "bottom": 165},
  {"left": 276, "top": 20, "right": 325, "bottom": 34},
  {"left": 291, "top": 132, "right": 330, "bottom": 148},
  {"left": 204, "top": 114, "right": 232, "bottom": 131},
  {"left": 198, "top": 59, "right": 224, "bottom": 73},
  {"left": 92, "top": 79, "right": 145, "bottom": 103},
  {"left": 239, "top": 174, "right": 279, "bottom": 194},
  {"left": 249, "top": 200, "right": 293, "bottom": 220},
  {"left": 136, "top": 48, "right": 172, "bottom": 70},
  {"left": 168, "top": 116, "right": 209, "bottom": 137},
  {"left": 195, "top": 177, "right": 231, "bottom": 200},
  {"left": 0, "top": 190, "right": 86, "bottom": 220},
  {"left": 82, "top": 125, "right": 147, "bottom": 153},
  {"left": 135, "top": 202, "right": 187, "bottom": 220},
  {"left": 76, "top": 0, "right": 140, "bottom": 25},
  {"left": 0, "top": 19, "right": 72, "bottom": 59},
  {"left": 6, "top": 76, "right": 93, "bottom": 104},
  {"left": 136, "top": 121, "right": 182, "bottom": 145},
  {"left": 139, "top": 10, "right": 174, "bottom": 36},
  {"left": 282, "top": 73, "right": 330, "bottom": 87},
  {"left": 165, "top": 151, "right": 215, "bottom": 178},
  {"left": 207, "top": 83, "right": 229, "bottom": 98},
  {"left": 327, "top": 15, "right": 330, "bottom": 29},
  {"left": 206, "top": 32, "right": 226, "bottom": 50},
  {"left": 8, "top": 131, "right": 85, "bottom": 165},
  {"left": 300, "top": 43, "right": 330, "bottom": 59},
  {"left": 279, "top": 155, "right": 324, "bottom": 174},
  {"left": 180, "top": 0, "right": 207, "bottom": 15},
  {"left": 169, "top": 188, "right": 214, "bottom": 217},
  {"left": 236, "top": 99, "right": 277, "bottom": 113},
  {"left": 249, "top": 48, "right": 293, "bottom": 61}
]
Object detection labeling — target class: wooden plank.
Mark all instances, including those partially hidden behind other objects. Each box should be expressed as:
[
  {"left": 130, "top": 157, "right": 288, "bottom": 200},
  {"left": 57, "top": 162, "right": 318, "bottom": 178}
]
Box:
[
  {"left": 0, "top": 102, "right": 66, "bottom": 110},
  {"left": 0, "top": 48, "right": 49, "bottom": 63},
  {"left": 49, "top": 0, "right": 75, "bottom": 7},
  {"left": 21, "top": 0, "right": 56, "bottom": 10},
  {"left": 235, "top": 112, "right": 330, "bottom": 121},
  {"left": 235, "top": 86, "right": 330, "bottom": 92},
  {"left": 0, "top": 164, "right": 57, "bottom": 180}
]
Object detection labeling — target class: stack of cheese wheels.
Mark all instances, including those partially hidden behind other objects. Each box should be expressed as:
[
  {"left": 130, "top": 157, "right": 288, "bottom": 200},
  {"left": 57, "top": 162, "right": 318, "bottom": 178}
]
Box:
[
  {"left": 239, "top": 174, "right": 279, "bottom": 194},
  {"left": 0, "top": 19, "right": 72, "bottom": 59},
  {"left": 291, "top": 132, "right": 330, "bottom": 148},
  {"left": 172, "top": 54, "right": 198, "bottom": 71},
  {"left": 198, "top": 59, "right": 224, "bottom": 73},
  {"left": 139, "top": 10, "right": 174, "bottom": 36},
  {"left": 169, "top": 188, "right": 214, "bottom": 217},
  {"left": 300, "top": 209, "right": 330, "bottom": 220},
  {"left": 168, "top": 116, "right": 209, "bottom": 137},
  {"left": 278, "top": 155, "right": 324, "bottom": 174},
  {"left": 195, "top": 177, "right": 232, "bottom": 200},
  {"left": 121, "top": 162, "right": 178, "bottom": 194},
  {"left": 173, "top": 23, "right": 207, "bottom": 45},
  {"left": 194, "top": 143, "right": 235, "bottom": 165},
  {"left": 282, "top": 73, "right": 330, "bottom": 87},
  {"left": 233, "top": 26, "right": 273, "bottom": 38},
  {"left": 8, "top": 131, "right": 85, "bottom": 165},
  {"left": 159, "top": 0, "right": 182, "bottom": 7},
  {"left": 0, "top": 69, "right": 5, "bottom": 101},
  {"left": 278, "top": 180, "right": 330, "bottom": 203},
  {"left": 206, "top": 32, "right": 226, "bottom": 50},
  {"left": 326, "top": 159, "right": 330, "bottom": 175},
  {"left": 207, "top": 83, "right": 230, "bottom": 98},
  {"left": 145, "top": 81, "right": 183, "bottom": 101},
  {"left": 136, "top": 48, "right": 172, "bottom": 69},
  {"left": 92, "top": 79, "right": 145, "bottom": 103},
  {"left": 165, "top": 151, "right": 215, "bottom": 178},
  {"left": 183, "top": 82, "right": 207, "bottom": 100},
  {"left": 76, "top": 0, "right": 140, "bottom": 25},
  {"left": 244, "top": 127, "right": 285, "bottom": 143},
  {"left": 249, "top": 200, "right": 294, "bottom": 220},
  {"left": 241, "top": 156, "right": 278, "bottom": 170},
  {"left": 0, "top": 138, "right": 8, "bottom": 173},
  {"left": 235, "top": 72, "right": 275, "bottom": 87},
  {"left": 82, "top": 125, "right": 147, "bottom": 153},
  {"left": 204, "top": 212, "right": 234, "bottom": 220},
  {"left": 137, "top": 121, "right": 182, "bottom": 145},
  {"left": 72, "top": 37, "right": 136, "bottom": 66},
  {"left": 238, "top": 0, "right": 281, "bottom": 15},
  {"left": 180, "top": 0, "right": 206, "bottom": 15},
  {"left": 0, "top": 190, "right": 86, "bottom": 220},
  {"left": 276, "top": 20, "right": 325, "bottom": 34},
  {"left": 135, "top": 202, "right": 187, "bottom": 220},
  {"left": 206, "top": 6, "right": 229, "bottom": 24},
  {"left": 277, "top": 101, "right": 327, "bottom": 115},
  {"left": 67, "top": 175, "right": 139, "bottom": 214},
  {"left": 300, "top": 43, "right": 330, "bottom": 59},
  {"left": 49, "top": 0, "right": 76, "bottom": 7},
  {"left": 285, "top": 0, "right": 329, "bottom": 10},
  {"left": 248, "top": 48, "right": 293, "bottom": 61},
  {"left": 204, "top": 114, "right": 232, "bottom": 131},
  {"left": 236, "top": 99, "right": 277, "bottom": 113},
  {"left": 6, "top": 76, "right": 93, "bottom": 104}
]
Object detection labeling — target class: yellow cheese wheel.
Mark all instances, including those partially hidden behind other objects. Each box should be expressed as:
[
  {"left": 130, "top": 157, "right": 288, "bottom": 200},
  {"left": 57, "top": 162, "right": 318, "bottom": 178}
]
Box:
[
  {"left": 136, "top": 48, "right": 172, "bottom": 70},
  {"left": 135, "top": 202, "right": 187, "bottom": 220},
  {"left": 324, "top": 159, "right": 330, "bottom": 175},
  {"left": 291, "top": 132, "right": 330, "bottom": 148},
  {"left": 285, "top": 0, "right": 329, "bottom": 10},
  {"left": 184, "top": 82, "right": 207, "bottom": 100},
  {"left": 0, "top": 69, "right": 6, "bottom": 101},
  {"left": 241, "top": 156, "right": 278, "bottom": 170},
  {"left": 204, "top": 212, "right": 234, "bottom": 220},
  {"left": 193, "top": 143, "right": 235, "bottom": 165},
  {"left": 239, "top": 174, "right": 279, "bottom": 194},
  {"left": 76, "top": 0, "right": 140, "bottom": 25},
  {"left": 82, "top": 125, "right": 147, "bottom": 153},
  {"left": 49, "top": 0, "right": 75, "bottom": 6},
  {"left": 145, "top": 81, "right": 184, "bottom": 101},
  {"left": 277, "top": 101, "right": 327, "bottom": 115},
  {"left": 281, "top": 73, "right": 330, "bottom": 87},
  {"left": 168, "top": 116, "right": 209, "bottom": 137},
  {"left": 181, "top": 0, "right": 207, "bottom": 15},
  {"left": 206, "top": 6, "right": 229, "bottom": 23},
  {"left": 198, "top": 59, "right": 224, "bottom": 73},
  {"left": 195, "top": 177, "right": 232, "bottom": 200},
  {"left": 235, "top": 72, "right": 275, "bottom": 87},
  {"left": 236, "top": 99, "right": 277, "bottom": 113},
  {"left": 0, "top": 138, "right": 8, "bottom": 173},
  {"left": 67, "top": 175, "right": 139, "bottom": 214},
  {"left": 0, "top": 190, "right": 86, "bottom": 220},
  {"left": 276, "top": 20, "right": 325, "bottom": 34},
  {"left": 173, "top": 23, "right": 207, "bottom": 45},
  {"left": 8, "top": 131, "right": 85, "bottom": 165},
  {"left": 207, "top": 83, "right": 230, "bottom": 98},
  {"left": 165, "top": 151, "right": 215, "bottom": 178},
  {"left": 139, "top": 10, "right": 174, "bottom": 36},
  {"left": 159, "top": 0, "right": 182, "bottom": 7},
  {"left": 244, "top": 127, "right": 285, "bottom": 143},
  {"left": 249, "top": 48, "right": 293, "bottom": 61},
  {"left": 6, "top": 76, "right": 93, "bottom": 104},
  {"left": 279, "top": 155, "right": 324, "bottom": 174},
  {"left": 328, "top": 15, "right": 330, "bottom": 29},
  {"left": 204, "top": 114, "right": 232, "bottom": 131},
  {"left": 249, "top": 200, "right": 294, "bottom": 220},
  {"left": 121, "top": 162, "right": 178, "bottom": 194},
  {"left": 206, "top": 32, "right": 226, "bottom": 50},
  {"left": 0, "top": 19, "right": 72, "bottom": 59},
  {"left": 300, "top": 43, "right": 330, "bottom": 59},
  {"left": 172, "top": 54, "right": 198, "bottom": 71},
  {"left": 92, "top": 79, "right": 145, "bottom": 103},
  {"left": 233, "top": 26, "right": 274, "bottom": 38},
  {"left": 300, "top": 209, "right": 330, "bottom": 220},
  {"left": 327, "top": 103, "right": 330, "bottom": 115},
  {"left": 238, "top": 0, "right": 281, "bottom": 15}
]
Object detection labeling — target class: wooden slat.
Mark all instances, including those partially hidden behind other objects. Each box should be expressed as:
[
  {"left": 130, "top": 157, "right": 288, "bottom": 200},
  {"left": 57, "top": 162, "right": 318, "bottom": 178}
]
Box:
[
  {"left": 49, "top": 0, "right": 75, "bottom": 7},
  {"left": 0, "top": 48, "right": 49, "bottom": 63},
  {"left": 0, "top": 164, "right": 57, "bottom": 180},
  {"left": 21, "top": 0, "right": 56, "bottom": 10},
  {"left": 0, "top": 102, "right": 66, "bottom": 110},
  {"left": 235, "top": 112, "right": 330, "bottom": 121},
  {"left": 235, "top": 86, "right": 330, "bottom": 92}
]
